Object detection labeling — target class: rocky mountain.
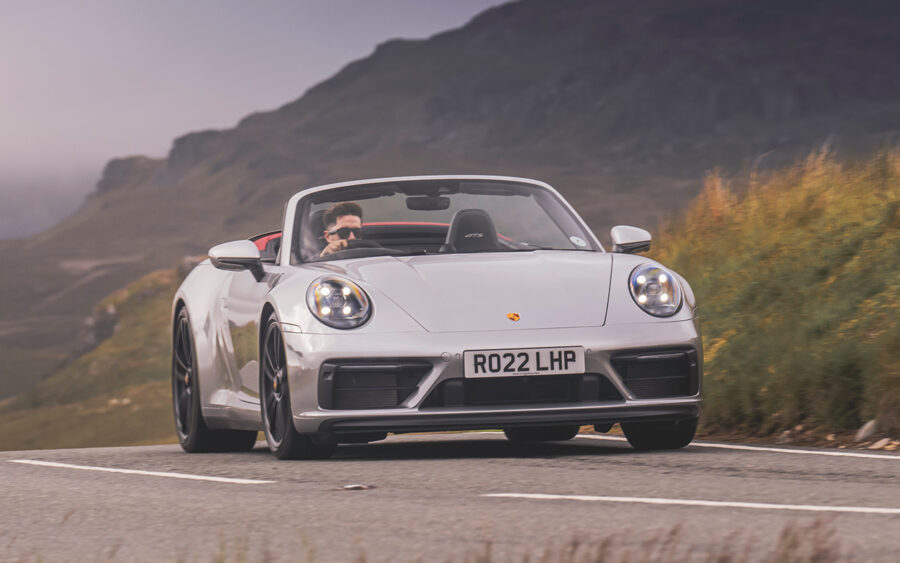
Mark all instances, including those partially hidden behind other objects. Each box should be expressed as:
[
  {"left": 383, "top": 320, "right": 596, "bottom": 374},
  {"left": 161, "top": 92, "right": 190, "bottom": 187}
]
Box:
[{"left": 1, "top": 0, "right": 899, "bottom": 396}]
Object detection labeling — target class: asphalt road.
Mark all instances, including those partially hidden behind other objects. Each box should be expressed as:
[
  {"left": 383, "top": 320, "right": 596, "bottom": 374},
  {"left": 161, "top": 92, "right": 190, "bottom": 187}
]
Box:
[{"left": 2, "top": 432, "right": 899, "bottom": 562}]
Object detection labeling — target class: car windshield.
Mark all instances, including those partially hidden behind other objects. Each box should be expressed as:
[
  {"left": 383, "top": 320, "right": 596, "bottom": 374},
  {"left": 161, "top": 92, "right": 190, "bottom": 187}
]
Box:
[{"left": 294, "top": 179, "right": 600, "bottom": 263}]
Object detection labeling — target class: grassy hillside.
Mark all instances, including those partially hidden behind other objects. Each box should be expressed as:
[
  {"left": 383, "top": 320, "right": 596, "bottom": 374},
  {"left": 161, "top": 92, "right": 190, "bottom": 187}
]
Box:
[
  {"left": 0, "top": 269, "right": 181, "bottom": 450},
  {"left": 654, "top": 150, "right": 900, "bottom": 435}
]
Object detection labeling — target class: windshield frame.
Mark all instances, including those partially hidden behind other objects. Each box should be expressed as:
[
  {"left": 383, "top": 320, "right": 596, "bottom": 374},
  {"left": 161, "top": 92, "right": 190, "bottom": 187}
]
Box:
[{"left": 280, "top": 175, "right": 605, "bottom": 266}]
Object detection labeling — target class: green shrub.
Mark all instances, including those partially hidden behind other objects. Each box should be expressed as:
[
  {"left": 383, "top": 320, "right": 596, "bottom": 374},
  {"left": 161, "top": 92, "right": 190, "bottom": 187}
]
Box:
[{"left": 655, "top": 149, "right": 900, "bottom": 434}]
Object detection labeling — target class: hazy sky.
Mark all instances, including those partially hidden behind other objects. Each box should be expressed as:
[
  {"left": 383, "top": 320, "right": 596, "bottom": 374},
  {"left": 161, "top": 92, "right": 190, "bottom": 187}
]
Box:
[
  {"left": 0, "top": 0, "right": 506, "bottom": 237},
  {"left": 0, "top": 0, "right": 504, "bottom": 183}
]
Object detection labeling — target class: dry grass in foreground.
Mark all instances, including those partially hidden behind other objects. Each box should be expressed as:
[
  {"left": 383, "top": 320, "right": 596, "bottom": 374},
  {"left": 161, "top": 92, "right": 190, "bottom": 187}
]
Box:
[
  {"left": 459, "top": 518, "right": 848, "bottom": 563},
  {"left": 165, "top": 517, "right": 849, "bottom": 563}
]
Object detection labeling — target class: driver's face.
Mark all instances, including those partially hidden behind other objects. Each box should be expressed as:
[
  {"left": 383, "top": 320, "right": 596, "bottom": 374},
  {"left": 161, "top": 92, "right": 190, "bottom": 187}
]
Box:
[{"left": 324, "top": 214, "right": 362, "bottom": 243}]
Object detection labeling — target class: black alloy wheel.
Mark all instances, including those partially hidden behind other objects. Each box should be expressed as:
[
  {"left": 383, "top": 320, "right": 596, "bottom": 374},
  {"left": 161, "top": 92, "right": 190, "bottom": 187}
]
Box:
[
  {"left": 172, "top": 311, "right": 194, "bottom": 442},
  {"left": 172, "top": 308, "right": 257, "bottom": 453},
  {"left": 260, "top": 314, "right": 336, "bottom": 460},
  {"left": 503, "top": 425, "right": 580, "bottom": 442},
  {"left": 621, "top": 417, "right": 698, "bottom": 450},
  {"left": 261, "top": 319, "right": 289, "bottom": 447}
]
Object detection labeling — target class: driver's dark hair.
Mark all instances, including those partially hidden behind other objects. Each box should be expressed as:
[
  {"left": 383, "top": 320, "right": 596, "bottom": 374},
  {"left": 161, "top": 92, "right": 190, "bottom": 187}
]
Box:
[{"left": 323, "top": 202, "right": 363, "bottom": 229}]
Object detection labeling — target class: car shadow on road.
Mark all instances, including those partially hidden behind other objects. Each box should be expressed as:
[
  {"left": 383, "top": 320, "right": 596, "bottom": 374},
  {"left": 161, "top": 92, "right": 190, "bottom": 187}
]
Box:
[{"left": 312, "top": 436, "right": 635, "bottom": 461}]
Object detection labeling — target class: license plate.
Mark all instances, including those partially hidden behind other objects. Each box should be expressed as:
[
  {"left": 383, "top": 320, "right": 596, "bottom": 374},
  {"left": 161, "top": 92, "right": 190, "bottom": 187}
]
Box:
[{"left": 463, "top": 346, "right": 585, "bottom": 378}]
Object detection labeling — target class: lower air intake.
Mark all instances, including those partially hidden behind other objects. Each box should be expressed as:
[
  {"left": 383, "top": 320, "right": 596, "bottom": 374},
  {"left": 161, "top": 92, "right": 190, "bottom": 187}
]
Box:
[
  {"left": 422, "top": 373, "right": 623, "bottom": 407},
  {"left": 611, "top": 348, "right": 700, "bottom": 399},
  {"left": 319, "top": 360, "right": 432, "bottom": 410}
]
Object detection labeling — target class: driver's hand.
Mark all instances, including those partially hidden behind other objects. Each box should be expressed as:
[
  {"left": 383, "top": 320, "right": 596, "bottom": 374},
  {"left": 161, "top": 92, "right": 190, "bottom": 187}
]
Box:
[{"left": 320, "top": 239, "right": 348, "bottom": 257}]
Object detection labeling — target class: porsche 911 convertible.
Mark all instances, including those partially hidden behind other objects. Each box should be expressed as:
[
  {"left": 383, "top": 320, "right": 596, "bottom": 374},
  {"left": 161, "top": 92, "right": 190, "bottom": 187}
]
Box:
[{"left": 172, "top": 175, "right": 701, "bottom": 459}]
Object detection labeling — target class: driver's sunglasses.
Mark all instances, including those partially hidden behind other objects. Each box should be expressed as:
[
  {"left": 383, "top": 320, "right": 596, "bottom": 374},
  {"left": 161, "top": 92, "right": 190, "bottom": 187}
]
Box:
[{"left": 327, "top": 227, "right": 362, "bottom": 240}]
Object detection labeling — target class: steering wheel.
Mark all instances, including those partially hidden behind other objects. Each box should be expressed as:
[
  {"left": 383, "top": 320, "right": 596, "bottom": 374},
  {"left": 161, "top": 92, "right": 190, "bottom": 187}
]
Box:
[{"left": 345, "top": 239, "right": 381, "bottom": 249}]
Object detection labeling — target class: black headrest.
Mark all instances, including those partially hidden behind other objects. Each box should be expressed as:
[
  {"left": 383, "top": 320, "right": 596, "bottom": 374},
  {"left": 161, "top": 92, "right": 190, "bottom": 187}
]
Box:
[
  {"left": 443, "top": 209, "right": 499, "bottom": 253},
  {"left": 300, "top": 209, "right": 328, "bottom": 257},
  {"left": 310, "top": 210, "right": 326, "bottom": 240}
]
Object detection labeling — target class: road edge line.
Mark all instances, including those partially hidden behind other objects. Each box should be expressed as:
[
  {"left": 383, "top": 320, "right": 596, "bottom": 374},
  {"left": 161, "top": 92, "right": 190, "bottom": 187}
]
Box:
[
  {"left": 8, "top": 459, "right": 276, "bottom": 484},
  {"left": 484, "top": 492, "right": 900, "bottom": 515}
]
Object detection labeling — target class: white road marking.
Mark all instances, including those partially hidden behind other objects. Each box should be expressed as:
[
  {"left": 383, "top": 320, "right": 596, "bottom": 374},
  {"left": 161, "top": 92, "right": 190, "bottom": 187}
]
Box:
[
  {"left": 574, "top": 434, "right": 900, "bottom": 460},
  {"left": 8, "top": 460, "right": 275, "bottom": 485},
  {"left": 484, "top": 493, "right": 900, "bottom": 515}
]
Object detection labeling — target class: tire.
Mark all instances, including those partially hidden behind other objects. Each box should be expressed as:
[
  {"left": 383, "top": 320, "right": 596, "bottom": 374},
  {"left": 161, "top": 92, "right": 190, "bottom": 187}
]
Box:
[
  {"left": 260, "top": 314, "right": 336, "bottom": 460},
  {"left": 503, "top": 425, "right": 580, "bottom": 442},
  {"left": 172, "top": 308, "right": 258, "bottom": 453},
  {"left": 621, "top": 417, "right": 698, "bottom": 450}
]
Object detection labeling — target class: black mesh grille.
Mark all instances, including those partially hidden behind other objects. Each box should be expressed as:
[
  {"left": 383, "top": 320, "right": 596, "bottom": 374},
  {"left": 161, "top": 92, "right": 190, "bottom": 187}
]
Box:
[
  {"left": 466, "top": 376, "right": 575, "bottom": 405},
  {"left": 611, "top": 349, "right": 699, "bottom": 399},
  {"left": 422, "top": 374, "right": 623, "bottom": 407},
  {"left": 319, "top": 361, "right": 432, "bottom": 410}
]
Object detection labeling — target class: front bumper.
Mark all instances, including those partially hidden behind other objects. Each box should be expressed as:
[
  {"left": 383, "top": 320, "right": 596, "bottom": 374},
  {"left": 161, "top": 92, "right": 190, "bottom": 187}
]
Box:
[
  {"left": 283, "top": 319, "right": 702, "bottom": 435},
  {"left": 320, "top": 402, "right": 699, "bottom": 434}
]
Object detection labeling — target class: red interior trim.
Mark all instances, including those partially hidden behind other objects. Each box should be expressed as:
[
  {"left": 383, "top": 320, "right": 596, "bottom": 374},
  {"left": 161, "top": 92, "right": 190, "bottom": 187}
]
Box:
[
  {"left": 363, "top": 221, "right": 450, "bottom": 227},
  {"left": 253, "top": 232, "right": 282, "bottom": 251},
  {"left": 249, "top": 221, "right": 514, "bottom": 251}
]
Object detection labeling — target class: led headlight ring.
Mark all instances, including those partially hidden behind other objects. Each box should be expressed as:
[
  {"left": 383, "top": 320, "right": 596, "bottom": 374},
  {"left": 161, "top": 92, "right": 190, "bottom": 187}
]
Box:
[
  {"left": 629, "top": 264, "right": 682, "bottom": 317},
  {"left": 306, "top": 276, "right": 372, "bottom": 329}
]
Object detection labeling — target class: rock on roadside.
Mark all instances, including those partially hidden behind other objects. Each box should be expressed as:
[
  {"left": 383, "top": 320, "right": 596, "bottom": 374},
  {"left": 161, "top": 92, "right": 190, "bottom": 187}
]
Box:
[
  {"left": 855, "top": 420, "right": 878, "bottom": 442},
  {"left": 868, "top": 438, "right": 891, "bottom": 450}
]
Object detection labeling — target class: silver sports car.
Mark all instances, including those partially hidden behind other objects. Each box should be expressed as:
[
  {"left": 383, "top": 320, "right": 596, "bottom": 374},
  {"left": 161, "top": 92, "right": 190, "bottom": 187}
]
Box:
[{"left": 172, "top": 175, "right": 701, "bottom": 459}]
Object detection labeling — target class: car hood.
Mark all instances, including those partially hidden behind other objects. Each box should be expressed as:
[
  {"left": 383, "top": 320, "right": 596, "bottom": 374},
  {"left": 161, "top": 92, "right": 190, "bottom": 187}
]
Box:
[{"left": 328, "top": 251, "right": 612, "bottom": 332}]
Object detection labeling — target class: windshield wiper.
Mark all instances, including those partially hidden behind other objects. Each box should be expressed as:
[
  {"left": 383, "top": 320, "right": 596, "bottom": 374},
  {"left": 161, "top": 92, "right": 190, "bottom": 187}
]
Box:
[
  {"left": 509, "top": 245, "right": 592, "bottom": 252},
  {"left": 512, "top": 243, "right": 554, "bottom": 251}
]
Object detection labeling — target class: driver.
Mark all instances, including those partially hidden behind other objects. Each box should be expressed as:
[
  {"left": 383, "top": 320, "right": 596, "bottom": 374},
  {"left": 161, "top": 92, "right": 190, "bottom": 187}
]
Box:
[{"left": 320, "top": 201, "right": 364, "bottom": 257}]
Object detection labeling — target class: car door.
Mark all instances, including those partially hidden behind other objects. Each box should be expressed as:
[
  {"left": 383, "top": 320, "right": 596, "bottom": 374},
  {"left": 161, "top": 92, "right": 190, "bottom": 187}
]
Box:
[{"left": 221, "top": 268, "right": 269, "bottom": 404}]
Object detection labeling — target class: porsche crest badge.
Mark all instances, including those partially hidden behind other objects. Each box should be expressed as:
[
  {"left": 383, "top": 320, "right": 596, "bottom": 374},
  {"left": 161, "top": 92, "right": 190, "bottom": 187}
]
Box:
[{"left": 507, "top": 313, "right": 520, "bottom": 322}]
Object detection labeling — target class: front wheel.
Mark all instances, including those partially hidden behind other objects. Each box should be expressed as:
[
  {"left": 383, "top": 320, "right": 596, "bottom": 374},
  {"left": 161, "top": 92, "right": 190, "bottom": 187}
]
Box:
[
  {"left": 260, "top": 314, "right": 336, "bottom": 460},
  {"left": 172, "top": 309, "right": 257, "bottom": 453},
  {"left": 503, "top": 425, "right": 580, "bottom": 442},
  {"left": 621, "top": 417, "right": 698, "bottom": 450}
]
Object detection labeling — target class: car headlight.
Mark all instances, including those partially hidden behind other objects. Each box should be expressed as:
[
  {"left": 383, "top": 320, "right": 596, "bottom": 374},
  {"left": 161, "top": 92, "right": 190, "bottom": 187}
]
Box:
[
  {"left": 306, "top": 276, "right": 372, "bottom": 329},
  {"left": 629, "top": 264, "right": 682, "bottom": 317}
]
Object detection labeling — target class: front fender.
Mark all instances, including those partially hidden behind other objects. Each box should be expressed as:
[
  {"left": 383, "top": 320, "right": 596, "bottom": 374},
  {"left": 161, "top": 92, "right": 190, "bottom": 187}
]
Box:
[
  {"left": 172, "top": 260, "right": 232, "bottom": 415},
  {"left": 266, "top": 269, "right": 426, "bottom": 335}
]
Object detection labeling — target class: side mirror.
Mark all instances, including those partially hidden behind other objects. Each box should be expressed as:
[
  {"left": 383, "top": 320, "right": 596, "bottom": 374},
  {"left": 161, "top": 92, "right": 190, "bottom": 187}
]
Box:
[
  {"left": 209, "top": 240, "right": 264, "bottom": 280},
  {"left": 610, "top": 225, "right": 651, "bottom": 254}
]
